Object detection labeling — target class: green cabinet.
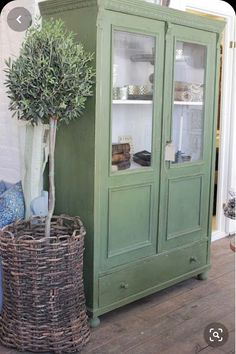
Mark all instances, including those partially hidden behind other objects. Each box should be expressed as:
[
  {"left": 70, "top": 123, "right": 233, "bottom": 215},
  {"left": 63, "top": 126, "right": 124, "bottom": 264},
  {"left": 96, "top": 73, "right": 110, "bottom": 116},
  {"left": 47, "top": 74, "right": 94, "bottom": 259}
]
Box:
[{"left": 39, "top": 0, "right": 225, "bottom": 323}]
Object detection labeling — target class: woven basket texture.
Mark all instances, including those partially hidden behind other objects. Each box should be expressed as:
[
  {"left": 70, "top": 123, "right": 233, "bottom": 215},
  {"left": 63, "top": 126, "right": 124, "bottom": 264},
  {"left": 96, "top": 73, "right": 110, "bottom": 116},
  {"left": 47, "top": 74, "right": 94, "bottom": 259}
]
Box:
[{"left": 0, "top": 215, "right": 90, "bottom": 353}]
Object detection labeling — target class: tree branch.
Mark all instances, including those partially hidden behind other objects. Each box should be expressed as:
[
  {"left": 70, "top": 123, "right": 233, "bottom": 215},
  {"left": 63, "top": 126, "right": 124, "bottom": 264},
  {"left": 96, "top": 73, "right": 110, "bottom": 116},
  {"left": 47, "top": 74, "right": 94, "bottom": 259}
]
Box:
[{"left": 45, "top": 116, "right": 57, "bottom": 239}]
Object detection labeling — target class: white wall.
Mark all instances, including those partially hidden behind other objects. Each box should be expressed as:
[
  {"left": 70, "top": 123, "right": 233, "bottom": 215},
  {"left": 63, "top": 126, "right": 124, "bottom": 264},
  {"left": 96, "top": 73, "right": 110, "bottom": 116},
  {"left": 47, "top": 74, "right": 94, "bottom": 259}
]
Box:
[
  {"left": 228, "top": 20, "right": 236, "bottom": 232},
  {"left": 0, "top": 0, "right": 37, "bottom": 183}
]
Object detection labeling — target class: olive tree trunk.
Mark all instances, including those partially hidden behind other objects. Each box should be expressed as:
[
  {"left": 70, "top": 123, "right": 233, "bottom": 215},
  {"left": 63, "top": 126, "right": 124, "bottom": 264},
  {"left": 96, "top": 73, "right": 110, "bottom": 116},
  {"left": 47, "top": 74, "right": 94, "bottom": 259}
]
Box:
[{"left": 45, "top": 117, "right": 57, "bottom": 239}]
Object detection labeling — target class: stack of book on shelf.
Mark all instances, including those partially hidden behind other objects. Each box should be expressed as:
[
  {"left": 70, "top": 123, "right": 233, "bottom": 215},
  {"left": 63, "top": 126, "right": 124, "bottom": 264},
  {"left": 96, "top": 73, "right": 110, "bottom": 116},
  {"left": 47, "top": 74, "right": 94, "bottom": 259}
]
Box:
[
  {"left": 112, "top": 143, "right": 131, "bottom": 171},
  {"left": 133, "top": 150, "right": 151, "bottom": 166}
]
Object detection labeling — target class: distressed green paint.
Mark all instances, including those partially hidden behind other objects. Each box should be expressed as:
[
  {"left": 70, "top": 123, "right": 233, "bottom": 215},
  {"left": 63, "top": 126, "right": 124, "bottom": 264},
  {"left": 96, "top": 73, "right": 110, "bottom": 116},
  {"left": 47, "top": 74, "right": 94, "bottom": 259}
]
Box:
[
  {"left": 108, "top": 185, "right": 153, "bottom": 257},
  {"left": 167, "top": 176, "right": 202, "bottom": 238},
  {"left": 39, "top": 3, "right": 98, "bottom": 308},
  {"left": 159, "top": 25, "right": 217, "bottom": 252},
  {"left": 97, "top": 12, "right": 165, "bottom": 273},
  {"left": 99, "top": 241, "right": 207, "bottom": 308},
  {"left": 39, "top": 0, "right": 224, "bottom": 319}
]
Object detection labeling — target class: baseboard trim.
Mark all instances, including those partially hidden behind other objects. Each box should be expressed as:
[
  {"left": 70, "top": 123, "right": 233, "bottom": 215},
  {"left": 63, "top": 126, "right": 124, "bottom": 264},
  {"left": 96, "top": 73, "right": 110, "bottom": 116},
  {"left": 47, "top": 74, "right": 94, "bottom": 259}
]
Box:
[{"left": 211, "top": 230, "right": 227, "bottom": 242}]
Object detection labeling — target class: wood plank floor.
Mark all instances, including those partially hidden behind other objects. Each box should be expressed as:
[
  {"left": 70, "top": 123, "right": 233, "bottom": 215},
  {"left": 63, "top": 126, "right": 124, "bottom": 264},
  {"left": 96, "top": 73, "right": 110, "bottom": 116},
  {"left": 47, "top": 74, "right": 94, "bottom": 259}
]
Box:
[{"left": 0, "top": 237, "right": 234, "bottom": 354}]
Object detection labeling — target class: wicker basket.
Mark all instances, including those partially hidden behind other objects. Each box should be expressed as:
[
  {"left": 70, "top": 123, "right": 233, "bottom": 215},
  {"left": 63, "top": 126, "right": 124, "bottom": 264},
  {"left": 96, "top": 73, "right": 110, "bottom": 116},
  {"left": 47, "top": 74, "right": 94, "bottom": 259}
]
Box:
[{"left": 0, "top": 215, "right": 90, "bottom": 353}]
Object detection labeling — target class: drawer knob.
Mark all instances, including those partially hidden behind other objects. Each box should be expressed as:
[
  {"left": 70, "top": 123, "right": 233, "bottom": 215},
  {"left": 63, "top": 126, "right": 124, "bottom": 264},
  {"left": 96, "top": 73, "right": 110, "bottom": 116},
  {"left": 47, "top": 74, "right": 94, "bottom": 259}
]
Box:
[
  {"left": 190, "top": 256, "right": 198, "bottom": 263},
  {"left": 120, "top": 282, "right": 129, "bottom": 289}
]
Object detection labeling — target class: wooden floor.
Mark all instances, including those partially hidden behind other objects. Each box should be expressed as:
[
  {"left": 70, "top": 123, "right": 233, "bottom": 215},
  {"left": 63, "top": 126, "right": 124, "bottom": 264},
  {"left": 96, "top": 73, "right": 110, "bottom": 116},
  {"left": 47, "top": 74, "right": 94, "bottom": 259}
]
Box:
[{"left": 0, "top": 237, "right": 235, "bottom": 354}]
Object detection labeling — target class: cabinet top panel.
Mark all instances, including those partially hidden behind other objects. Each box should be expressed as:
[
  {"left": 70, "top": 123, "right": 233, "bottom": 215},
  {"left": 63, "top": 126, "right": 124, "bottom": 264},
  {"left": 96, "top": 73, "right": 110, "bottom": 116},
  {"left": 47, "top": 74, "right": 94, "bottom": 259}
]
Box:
[{"left": 39, "top": 0, "right": 225, "bottom": 34}]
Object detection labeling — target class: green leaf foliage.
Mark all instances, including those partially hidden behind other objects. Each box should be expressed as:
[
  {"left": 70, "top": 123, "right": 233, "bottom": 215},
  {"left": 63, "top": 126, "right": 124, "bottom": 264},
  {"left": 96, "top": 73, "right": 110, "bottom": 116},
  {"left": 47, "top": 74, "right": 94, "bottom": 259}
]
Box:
[{"left": 4, "top": 18, "right": 95, "bottom": 126}]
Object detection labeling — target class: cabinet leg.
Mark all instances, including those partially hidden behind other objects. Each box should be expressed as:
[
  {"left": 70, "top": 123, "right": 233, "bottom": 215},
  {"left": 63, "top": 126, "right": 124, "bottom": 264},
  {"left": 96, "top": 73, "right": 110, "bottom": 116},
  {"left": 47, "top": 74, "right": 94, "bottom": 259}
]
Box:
[
  {"left": 197, "top": 271, "right": 208, "bottom": 281},
  {"left": 89, "top": 316, "right": 100, "bottom": 328}
]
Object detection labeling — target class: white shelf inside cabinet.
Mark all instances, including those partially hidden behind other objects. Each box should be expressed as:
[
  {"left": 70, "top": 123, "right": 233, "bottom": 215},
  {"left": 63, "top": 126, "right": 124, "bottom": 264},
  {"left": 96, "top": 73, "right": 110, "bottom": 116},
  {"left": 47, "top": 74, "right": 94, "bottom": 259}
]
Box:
[
  {"left": 174, "top": 101, "right": 203, "bottom": 106},
  {"left": 111, "top": 160, "right": 149, "bottom": 172},
  {"left": 113, "top": 100, "right": 152, "bottom": 104},
  {"left": 112, "top": 100, "right": 203, "bottom": 105}
]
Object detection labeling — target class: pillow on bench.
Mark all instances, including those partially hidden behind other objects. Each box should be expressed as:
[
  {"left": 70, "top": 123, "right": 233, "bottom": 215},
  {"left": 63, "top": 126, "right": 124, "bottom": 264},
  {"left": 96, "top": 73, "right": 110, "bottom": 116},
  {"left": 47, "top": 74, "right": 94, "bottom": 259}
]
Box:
[{"left": 0, "top": 181, "right": 25, "bottom": 228}]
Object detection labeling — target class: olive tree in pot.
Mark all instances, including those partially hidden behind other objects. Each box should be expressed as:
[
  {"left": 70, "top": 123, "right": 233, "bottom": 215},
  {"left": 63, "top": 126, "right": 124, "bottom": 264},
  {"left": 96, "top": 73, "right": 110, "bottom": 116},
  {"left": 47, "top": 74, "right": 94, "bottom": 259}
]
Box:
[{"left": 0, "top": 19, "right": 95, "bottom": 353}]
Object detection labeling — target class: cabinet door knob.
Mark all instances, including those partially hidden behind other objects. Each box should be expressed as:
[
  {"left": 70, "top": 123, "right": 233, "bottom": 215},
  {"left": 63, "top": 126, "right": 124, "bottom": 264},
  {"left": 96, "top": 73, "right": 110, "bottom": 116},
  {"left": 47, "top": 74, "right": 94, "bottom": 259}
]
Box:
[
  {"left": 120, "top": 282, "right": 129, "bottom": 289},
  {"left": 190, "top": 256, "right": 198, "bottom": 263}
]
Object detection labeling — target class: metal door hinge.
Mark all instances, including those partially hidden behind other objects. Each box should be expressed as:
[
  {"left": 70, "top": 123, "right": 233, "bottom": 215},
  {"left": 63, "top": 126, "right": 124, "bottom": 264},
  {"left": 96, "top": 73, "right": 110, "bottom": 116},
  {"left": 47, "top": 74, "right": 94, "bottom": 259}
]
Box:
[
  {"left": 229, "top": 41, "right": 236, "bottom": 48},
  {"left": 165, "top": 21, "right": 172, "bottom": 39}
]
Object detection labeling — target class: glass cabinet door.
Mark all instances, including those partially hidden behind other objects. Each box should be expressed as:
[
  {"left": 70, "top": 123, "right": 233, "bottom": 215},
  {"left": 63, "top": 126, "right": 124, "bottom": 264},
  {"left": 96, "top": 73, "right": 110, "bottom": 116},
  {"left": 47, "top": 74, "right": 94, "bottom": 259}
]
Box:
[
  {"left": 172, "top": 41, "right": 207, "bottom": 164},
  {"left": 159, "top": 24, "right": 217, "bottom": 252},
  {"left": 111, "top": 30, "right": 155, "bottom": 172}
]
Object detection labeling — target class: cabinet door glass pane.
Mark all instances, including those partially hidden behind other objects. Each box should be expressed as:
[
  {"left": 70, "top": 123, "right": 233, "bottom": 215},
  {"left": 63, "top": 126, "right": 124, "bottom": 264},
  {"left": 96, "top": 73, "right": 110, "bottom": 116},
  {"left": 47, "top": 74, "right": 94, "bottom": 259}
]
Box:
[
  {"left": 172, "top": 41, "right": 206, "bottom": 164},
  {"left": 111, "top": 30, "right": 155, "bottom": 172}
]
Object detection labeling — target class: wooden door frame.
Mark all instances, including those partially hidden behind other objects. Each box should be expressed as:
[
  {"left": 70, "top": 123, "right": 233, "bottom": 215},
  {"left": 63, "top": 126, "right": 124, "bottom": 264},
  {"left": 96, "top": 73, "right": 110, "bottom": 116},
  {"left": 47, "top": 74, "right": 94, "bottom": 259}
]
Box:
[{"left": 170, "top": 0, "right": 235, "bottom": 240}]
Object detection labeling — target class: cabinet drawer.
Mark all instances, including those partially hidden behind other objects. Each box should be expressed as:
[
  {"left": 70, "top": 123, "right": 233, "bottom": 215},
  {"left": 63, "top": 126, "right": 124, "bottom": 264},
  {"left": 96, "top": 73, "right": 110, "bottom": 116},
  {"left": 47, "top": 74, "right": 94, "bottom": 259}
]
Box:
[{"left": 99, "top": 242, "right": 207, "bottom": 308}]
